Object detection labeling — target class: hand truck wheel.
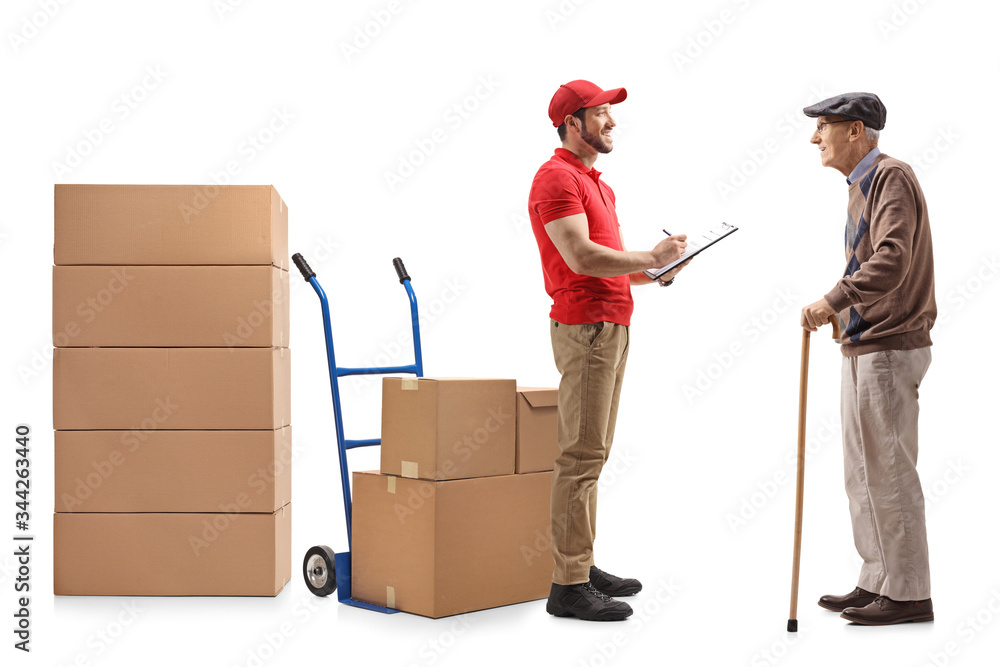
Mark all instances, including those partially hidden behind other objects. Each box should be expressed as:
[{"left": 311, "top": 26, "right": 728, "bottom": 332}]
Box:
[{"left": 303, "top": 545, "right": 337, "bottom": 597}]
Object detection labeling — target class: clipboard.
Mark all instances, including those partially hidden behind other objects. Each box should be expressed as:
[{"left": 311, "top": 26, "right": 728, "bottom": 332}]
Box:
[{"left": 643, "top": 221, "right": 739, "bottom": 280}]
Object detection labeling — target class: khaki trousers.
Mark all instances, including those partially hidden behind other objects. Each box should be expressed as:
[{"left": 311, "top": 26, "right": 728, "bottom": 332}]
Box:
[
  {"left": 842, "top": 347, "right": 932, "bottom": 601},
  {"left": 549, "top": 320, "right": 629, "bottom": 585}
]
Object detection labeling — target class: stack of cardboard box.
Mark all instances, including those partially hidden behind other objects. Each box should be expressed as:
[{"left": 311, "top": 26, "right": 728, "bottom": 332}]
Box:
[
  {"left": 351, "top": 378, "right": 561, "bottom": 617},
  {"left": 52, "top": 184, "right": 291, "bottom": 596}
]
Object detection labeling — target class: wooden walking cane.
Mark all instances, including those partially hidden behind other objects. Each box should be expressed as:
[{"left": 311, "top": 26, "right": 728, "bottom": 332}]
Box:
[{"left": 787, "top": 314, "right": 841, "bottom": 633}]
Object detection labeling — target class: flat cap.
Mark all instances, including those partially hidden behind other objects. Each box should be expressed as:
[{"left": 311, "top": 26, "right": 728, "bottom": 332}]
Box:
[{"left": 803, "top": 92, "right": 886, "bottom": 131}]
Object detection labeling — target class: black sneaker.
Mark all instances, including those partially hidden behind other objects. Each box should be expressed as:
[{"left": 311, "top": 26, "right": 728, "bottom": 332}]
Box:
[
  {"left": 546, "top": 581, "right": 633, "bottom": 621},
  {"left": 589, "top": 565, "right": 642, "bottom": 597}
]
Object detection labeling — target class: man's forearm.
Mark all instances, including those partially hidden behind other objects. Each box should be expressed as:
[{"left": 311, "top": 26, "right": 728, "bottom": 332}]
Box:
[
  {"left": 572, "top": 242, "right": 657, "bottom": 278},
  {"left": 826, "top": 239, "right": 911, "bottom": 310}
]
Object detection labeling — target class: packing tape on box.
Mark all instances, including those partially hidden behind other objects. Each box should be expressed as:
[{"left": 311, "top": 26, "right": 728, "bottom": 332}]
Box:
[
  {"left": 401, "top": 461, "right": 418, "bottom": 478},
  {"left": 386, "top": 586, "right": 396, "bottom": 609},
  {"left": 401, "top": 378, "right": 418, "bottom": 390},
  {"left": 387, "top": 476, "right": 396, "bottom": 494}
]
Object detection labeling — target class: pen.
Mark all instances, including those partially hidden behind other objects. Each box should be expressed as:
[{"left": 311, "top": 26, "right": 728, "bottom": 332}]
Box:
[{"left": 662, "top": 229, "right": 671, "bottom": 236}]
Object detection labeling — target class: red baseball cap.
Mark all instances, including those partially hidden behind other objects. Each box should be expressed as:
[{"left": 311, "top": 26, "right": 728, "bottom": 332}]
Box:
[{"left": 548, "top": 80, "right": 627, "bottom": 127}]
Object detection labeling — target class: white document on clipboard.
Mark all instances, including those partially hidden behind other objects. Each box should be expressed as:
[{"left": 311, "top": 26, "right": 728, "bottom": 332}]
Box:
[{"left": 643, "top": 222, "right": 738, "bottom": 280}]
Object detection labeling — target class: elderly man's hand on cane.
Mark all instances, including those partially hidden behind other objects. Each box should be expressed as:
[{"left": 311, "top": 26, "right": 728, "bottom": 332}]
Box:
[{"left": 801, "top": 297, "right": 837, "bottom": 332}]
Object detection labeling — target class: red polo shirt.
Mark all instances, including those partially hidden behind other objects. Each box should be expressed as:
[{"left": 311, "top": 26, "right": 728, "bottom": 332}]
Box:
[{"left": 528, "top": 148, "right": 633, "bottom": 326}]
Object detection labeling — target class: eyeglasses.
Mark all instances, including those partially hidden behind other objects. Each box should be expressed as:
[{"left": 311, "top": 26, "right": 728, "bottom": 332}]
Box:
[{"left": 815, "top": 120, "right": 852, "bottom": 134}]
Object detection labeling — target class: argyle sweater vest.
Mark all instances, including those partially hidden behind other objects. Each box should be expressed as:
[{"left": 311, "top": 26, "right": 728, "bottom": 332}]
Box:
[{"left": 824, "top": 154, "right": 936, "bottom": 357}]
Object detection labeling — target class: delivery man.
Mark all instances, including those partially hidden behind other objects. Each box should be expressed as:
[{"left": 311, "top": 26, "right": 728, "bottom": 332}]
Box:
[{"left": 528, "top": 80, "right": 689, "bottom": 621}]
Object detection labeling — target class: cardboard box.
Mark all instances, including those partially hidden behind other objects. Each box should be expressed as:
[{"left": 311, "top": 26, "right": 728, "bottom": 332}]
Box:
[
  {"left": 54, "top": 427, "right": 291, "bottom": 513},
  {"left": 52, "top": 266, "right": 289, "bottom": 347},
  {"left": 515, "top": 387, "right": 560, "bottom": 474},
  {"left": 380, "top": 378, "right": 516, "bottom": 481},
  {"left": 53, "top": 504, "right": 291, "bottom": 596},
  {"left": 352, "top": 471, "right": 553, "bottom": 618},
  {"left": 53, "top": 347, "right": 290, "bottom": 430},
  {"left": 54, "top": 184, "right": 287, "bottom": 267}
]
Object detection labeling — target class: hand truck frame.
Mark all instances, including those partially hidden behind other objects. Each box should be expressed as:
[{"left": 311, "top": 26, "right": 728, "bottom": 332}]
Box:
[{"left": 292, "top": 252, "right": 423, "bottom": 613}]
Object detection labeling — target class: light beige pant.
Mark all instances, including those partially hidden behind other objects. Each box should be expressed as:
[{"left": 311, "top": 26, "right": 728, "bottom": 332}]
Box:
[
  {"left": 841, "top": 347, "right": 932, "bottom": 601},
  {"left": 549, "top": 320, "right": 629, "bottom": 585}
]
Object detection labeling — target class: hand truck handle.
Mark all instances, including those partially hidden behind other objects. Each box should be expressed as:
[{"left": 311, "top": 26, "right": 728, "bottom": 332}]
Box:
[
  {"left": 292, "top": 253, "right": 315, "bottom": 282},
  {"left": 392, "top": 257, "right": 411, "bottom": 284}
]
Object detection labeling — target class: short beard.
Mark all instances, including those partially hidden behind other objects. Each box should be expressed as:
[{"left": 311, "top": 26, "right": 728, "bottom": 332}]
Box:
[{"left": 580, "top": 122, "right": 612, "bottom": 154}]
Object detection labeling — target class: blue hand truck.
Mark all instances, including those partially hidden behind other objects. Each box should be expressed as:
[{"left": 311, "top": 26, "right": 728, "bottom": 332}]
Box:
[{"left": 292, "top": 252, "right": 423, "bottom": 613}]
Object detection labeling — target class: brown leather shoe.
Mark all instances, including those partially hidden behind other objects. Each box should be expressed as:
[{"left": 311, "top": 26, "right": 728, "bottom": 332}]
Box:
[
  {"left": 841, "top": 596, "right": 934, "bottom": 625},
  {"left": 818, "top": 587, "right": 878, "bottom": 612}
]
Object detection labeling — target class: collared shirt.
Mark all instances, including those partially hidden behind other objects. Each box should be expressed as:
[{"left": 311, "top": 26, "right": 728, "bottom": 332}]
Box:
[
  {"left": 528, "top": 148, "right": 633, "bottom": 326},
  {"left": 847, "top": 147, "right": 882, "bottom": 185}
]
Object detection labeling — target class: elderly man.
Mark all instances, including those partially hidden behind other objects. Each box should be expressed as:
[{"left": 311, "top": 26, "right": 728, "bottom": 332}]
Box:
[
  {"left": 800, "top": 92, "right": 937, "bottom": 626},
  {"left": 528, "top": 80, "right": 688, "bottom": 621}
]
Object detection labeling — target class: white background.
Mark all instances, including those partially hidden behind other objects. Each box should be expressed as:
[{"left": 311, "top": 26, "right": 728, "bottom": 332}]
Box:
[{"left": 3, "top": 0, "right": 999, "bottom": 665}]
